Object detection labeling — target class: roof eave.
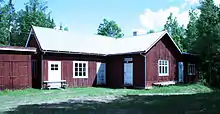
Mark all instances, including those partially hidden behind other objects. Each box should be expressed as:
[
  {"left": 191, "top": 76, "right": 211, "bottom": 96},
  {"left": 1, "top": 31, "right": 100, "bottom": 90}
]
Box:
[
  {"left": 107, "top": 51, "right": 145, "bottom": 56},
  {"left": 43, "top": 50, "right": 107, "bottom": 56},
  {"left": 0, "top": 47, "right": 36, "bottom": 52}
]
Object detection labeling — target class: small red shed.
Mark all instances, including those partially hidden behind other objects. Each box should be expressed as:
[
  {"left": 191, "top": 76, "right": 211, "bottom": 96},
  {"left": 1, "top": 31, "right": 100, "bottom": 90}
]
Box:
[
  {"left": 181, "top": 52, "right": 199, "bottom": 83},
  {"left": 0, "top": 46, "right": 36, "bottom": 90}
]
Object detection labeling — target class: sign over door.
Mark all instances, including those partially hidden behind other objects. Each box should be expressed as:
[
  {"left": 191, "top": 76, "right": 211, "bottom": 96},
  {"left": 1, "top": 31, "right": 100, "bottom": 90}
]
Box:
[
  {"left": 96, "top": 62, "right": 106, "bottom": 85},
  {"left": 48, "top": 61, "right": 62, "bottom": 88},
  {"left": 178, "top": 62, "right": 184, "bottom": 82}
]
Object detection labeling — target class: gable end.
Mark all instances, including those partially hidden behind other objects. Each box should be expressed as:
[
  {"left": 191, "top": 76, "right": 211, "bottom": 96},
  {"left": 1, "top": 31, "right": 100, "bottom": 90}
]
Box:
[{"left": 25, "top": 27, "right": 42, "bottom": 51}]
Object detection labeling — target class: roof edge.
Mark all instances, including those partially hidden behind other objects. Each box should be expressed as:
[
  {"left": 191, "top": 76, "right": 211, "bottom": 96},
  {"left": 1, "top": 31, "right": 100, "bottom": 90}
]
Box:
[
  {"left": 0, "top": 46, "right": 36, "bottom": 52},
  {"left": 107, "top": 51, "right": 145, "bottom": 56},
  {"left": 25, "top": 25, "right": 43, "bottom": 51},
  {"left": 144, "top": 31, "right": 182, "bottom": 54},
  {"left": 43, "top": 50, "right": 107, "bottom": 56},
  {"left": 143, "top": 31, "right": 167, "bottom": 53},
  {"left": 25, "top": 28, "right": 33, "bottom": 47},
  {"left": 165, "top": 31, "right": 182, "bottom": 54}
]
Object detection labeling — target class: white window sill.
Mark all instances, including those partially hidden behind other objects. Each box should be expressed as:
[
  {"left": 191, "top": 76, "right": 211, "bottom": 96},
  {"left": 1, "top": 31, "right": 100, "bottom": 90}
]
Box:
[
  {"left": 73, "top": 76, "right": 88, "bottom": 79},
  {"left": 159, "top": 74, "right": 169, "bottom": 76}
]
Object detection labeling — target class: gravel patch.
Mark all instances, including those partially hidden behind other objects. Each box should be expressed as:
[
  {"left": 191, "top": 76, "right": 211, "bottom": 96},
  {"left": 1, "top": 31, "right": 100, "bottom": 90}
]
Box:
[
  {"left": 138, "top": 92, "right": 197, "bottom": 96},
  {"left": 68, "top": 95, "right": 119, "bottom": 103},
  {"left": 0, "top": 95, "right": 120, "bottom": 112}
]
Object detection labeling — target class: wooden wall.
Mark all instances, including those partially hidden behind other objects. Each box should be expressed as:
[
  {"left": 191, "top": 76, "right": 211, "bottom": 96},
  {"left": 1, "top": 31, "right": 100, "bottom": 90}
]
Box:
[
  {"left": 182, "top": 54, "right": 199, "bottom": 83},
  {"left": 106, "top": 54, "right": 145, "bottom": 88},
  {"left": 42, "top": 53, "right": 105, "bottom": 87},
  {"left": 145, "top": 34, "right": 182, "bottom": 87},
  {"left": 0, "top": 51, "right": 32, "bottom": 90}
]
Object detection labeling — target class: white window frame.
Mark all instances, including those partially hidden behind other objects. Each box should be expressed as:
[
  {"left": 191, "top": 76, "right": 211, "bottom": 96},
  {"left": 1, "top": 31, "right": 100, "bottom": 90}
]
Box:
[
  {"left": 158, "top": 60, "right": 169, "bottom": 76},
  {"left": 188, "top": 63, "right": 196, "bottom": 75},
  {"left": 73, "top": 61, "right": 88, "bottom": 78}
]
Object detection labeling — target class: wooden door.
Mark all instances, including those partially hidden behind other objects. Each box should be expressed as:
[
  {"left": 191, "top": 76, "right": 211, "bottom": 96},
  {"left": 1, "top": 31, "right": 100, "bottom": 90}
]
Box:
[
  {"left": 124, "top": 63, "right": 133, "bottom": 85},
  {"left": 48, "top": 61, "right": 62, "bottom": 88},
  {"left": 0, "top": 62, "right": 10, "bottom": 90},
  {"left": 96, "top": 62, "right": 106, "bottom": 85},
  {"left": 178, "top": 62, "right": 184, "bottom": 82},
  {"left": 11, "top": 62, "right": 29, "bottom": 90}
]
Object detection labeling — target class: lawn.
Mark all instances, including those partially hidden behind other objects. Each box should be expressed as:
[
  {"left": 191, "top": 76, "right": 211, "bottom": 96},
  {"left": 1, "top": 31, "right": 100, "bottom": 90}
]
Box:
[{"left": 1, "top": 83, "right": 220, "bottom": 114}]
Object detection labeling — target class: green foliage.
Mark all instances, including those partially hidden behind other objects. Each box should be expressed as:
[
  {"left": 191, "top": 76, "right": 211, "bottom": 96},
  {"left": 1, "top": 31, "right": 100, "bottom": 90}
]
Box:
[
  {"left": 183, "top": 9, "right": 199, "bottom": 52},
  {"left": 11, "top": 0, "right": 56, "bottom": 46},
  {"left": 164, "top": 13, "right": 186, "bottom": 51},
  {"left": 147, "top": 30, "right": 155, "bottom": 34},
  {"left": 59, "top": 23, "right": 68, "bottom": 31},
  {"left": 0, "top": 1, "right": 16, "bottom": 45},
  {"left": 192, "top": 0, "right": 220, "bottom": 87},
  {"left": 64, "top": 27, "right": 68, "bottom": 31},
  {"left": 97, "top": 18, "right": 124, "bottom": 38}
]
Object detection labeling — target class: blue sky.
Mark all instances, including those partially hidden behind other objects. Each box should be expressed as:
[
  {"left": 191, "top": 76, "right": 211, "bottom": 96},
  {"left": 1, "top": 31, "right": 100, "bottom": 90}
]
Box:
[{"left": 12, "top": 0, "right": 219, "bottom": 36}]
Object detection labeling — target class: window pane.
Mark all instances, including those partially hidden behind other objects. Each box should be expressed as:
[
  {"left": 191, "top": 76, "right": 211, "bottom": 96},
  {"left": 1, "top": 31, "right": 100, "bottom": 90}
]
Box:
[
  {"left": 83, "top": 72, "right": 86, "bottom": 76},
  {"left": 83, "top": 68, "right": 86, "bottom": 71},
  {"left": 79, "top": 68, "right": 82, "bottom": 71},
  {"left": 162, "top": 61, "right": 164, "bottom": 65},
  {"left": 165, "top": 61, "right": 167, "bottom": 65},
  {"left": 83, "top": 63, "right": 86, "bottom": 67},
  {"left": 55, "top": 64, "right": 58, "bottom": 68},
  {"left": 55, "top": 67, "right": 58, "bottom": 70},
  {"left": 75, "top": 72, "right": 78, "bottom": 76},
  {"left": 51, "top": 68, "right": 54, "bottom": 70},
  {"left": 159, "top": 66, "right": 162, "bottom": 73},
  {"left": 79, "top": 72, "right": 82, "bottom": 76},
  {"left": 79, "top": 63, "right": 82, "bottom": 67},
  {"left": 165, "top": 66, "right": 167, "bottom": 73},
  {"left": 75, "top": 63, "right": 78, "bottom": 67},
  {"left": 159, "top": 61, "right": 161, "bottom": 65},
  {"left": 162, "top": 66, "right": 164, "bottom": 73},
  {"left": 75, "top": 68, "right": 78, "bottom": 72},
  {"left": 51, "top": 64, "right": 55, "bottom": 68}
]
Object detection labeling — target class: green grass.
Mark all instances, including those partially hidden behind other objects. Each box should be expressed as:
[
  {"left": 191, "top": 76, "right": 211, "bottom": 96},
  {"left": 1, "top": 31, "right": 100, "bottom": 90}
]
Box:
[
  {"left": 0, "top": 82, "right": 219, "bottom": 114},
  {"left": 0, "top": 82, "right": 213, "bottom": 97}
]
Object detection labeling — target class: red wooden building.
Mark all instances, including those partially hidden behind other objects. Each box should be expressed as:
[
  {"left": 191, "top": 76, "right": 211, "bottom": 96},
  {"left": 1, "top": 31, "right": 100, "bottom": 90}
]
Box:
[
  {"left": 0, "top": 46, "right": 36, "bottom": 90},
  {"left": 25, "top": 26, "right": 198, "bottom": 89}
]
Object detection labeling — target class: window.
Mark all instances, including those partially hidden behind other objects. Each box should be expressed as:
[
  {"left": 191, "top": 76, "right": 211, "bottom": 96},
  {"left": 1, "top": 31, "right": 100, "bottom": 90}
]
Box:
[
  {"left": 158, "top": 60, "right": 169, "bottom": 76},
  {"left": 51, "top": 64, "right": 59, "bottom": 70},
  {"left": 73, "top": 61, "right": 88, "bottom": 78},
  {"left": 188, "top": 64, "right": 196, "bottom": 75}
]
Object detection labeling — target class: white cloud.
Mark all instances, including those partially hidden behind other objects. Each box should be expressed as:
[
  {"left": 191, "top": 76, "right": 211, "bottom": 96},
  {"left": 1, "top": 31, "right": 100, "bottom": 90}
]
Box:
[
  {"left": 139, "top": 7, "right": 189, "bottom": 30},
  {"left": 214, "top": 0, "right": 220, "bottom": 5},
  {"left": 139, "top": 0, "right": 219, "bottom": 30},
  {"left": 184, "top": 0, "right": 220, "bottom": 6},
  {"left": 185, "top": 0, "right": 200, "bottom": 5}
]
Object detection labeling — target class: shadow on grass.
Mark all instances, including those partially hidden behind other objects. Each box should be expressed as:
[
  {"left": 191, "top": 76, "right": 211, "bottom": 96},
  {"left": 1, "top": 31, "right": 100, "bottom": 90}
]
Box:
[{"left": 3, "top": 92, "right": 220, "bottom": 114}]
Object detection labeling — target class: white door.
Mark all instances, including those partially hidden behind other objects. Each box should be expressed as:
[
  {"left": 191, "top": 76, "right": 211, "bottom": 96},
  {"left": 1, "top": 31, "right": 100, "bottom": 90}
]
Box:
[
  {"left": 96, "top": 62, "right": 106, "bottom": 85},
  {"left": 124, "top": 63, "right": 133, "bottom": 85},
  {"left": 178, "top": 62, "right": 184, "bottom": 82},
  {"left": 48, "top": 61, "right": 62, "bottom": 88}
]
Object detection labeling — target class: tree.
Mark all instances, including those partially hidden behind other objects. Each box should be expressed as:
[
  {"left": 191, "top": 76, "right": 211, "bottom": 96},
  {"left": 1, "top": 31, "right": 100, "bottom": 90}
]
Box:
[
  {"left": 97, "top": 18, "right": 124, "bottom": 38},
  {"left": 59, "top": 23, "right": 68, "bottom": 31},
  {"left": 164, "top": 13, "right": 186, "bottom": 51},
  {"left": 0, "top": 0, "right": 16, "bottom": 45},
  {"left": 183, "top": 9, "right": 199, "bottom": 52},
  {"left": 147, "top": 30, "right": 155, "bottom": 34},
  {"left": 193, "top": 0, "right": 220, "bottom": 87},
  {"left": 11, "top": 0, "right": 55, "bottom": 46},
  {"left": 64, "top": 27, "right": 68, "bottom": 31}
]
